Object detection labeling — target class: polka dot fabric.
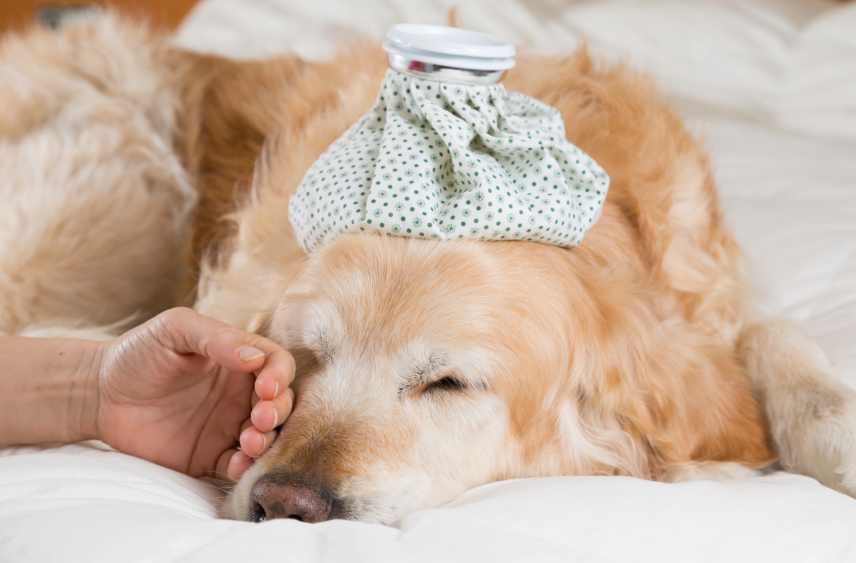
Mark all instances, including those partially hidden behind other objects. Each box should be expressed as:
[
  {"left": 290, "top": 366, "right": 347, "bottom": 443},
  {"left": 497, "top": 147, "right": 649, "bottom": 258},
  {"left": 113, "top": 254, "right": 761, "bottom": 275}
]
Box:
[{"left": 289, "top": 69, "right": 609, "bottom": 252}]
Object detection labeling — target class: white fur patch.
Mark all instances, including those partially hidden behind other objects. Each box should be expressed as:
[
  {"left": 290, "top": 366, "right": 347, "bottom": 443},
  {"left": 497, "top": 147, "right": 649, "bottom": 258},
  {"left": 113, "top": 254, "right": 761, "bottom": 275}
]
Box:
[{"left": 557, "top": 399, "right": 647, "bottom": 476}]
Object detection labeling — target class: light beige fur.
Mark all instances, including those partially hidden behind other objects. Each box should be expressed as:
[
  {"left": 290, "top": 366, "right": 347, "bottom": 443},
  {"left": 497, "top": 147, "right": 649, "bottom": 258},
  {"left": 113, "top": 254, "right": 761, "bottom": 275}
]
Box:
[
  {"left": 740, "top": 321, "right": 856, "bottom": 496},
  {"left": 0, "top": 16, "right": 195, "bottom": 335},
  {"left": 1, "top": 14, "right": 854, "bottom": 525}
]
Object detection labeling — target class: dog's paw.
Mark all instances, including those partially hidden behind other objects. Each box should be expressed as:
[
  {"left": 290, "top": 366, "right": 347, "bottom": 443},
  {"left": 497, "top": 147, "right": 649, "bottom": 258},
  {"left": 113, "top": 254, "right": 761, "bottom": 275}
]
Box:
[
  {"left": 832, "top": 401, "right": 856, "bottom": 495},
  {"left": 795, "top": 392, "right": 856, "bottom": 498},
  {"left": 738, "top": 319, "right": 856, "bottom": 498}
]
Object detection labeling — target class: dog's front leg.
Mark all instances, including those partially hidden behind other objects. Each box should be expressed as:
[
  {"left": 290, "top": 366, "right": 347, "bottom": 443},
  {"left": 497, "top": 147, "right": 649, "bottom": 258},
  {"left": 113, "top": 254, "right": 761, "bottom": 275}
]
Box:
[{"left": 739, "top": 321, "right": 856, "bottom": 497}]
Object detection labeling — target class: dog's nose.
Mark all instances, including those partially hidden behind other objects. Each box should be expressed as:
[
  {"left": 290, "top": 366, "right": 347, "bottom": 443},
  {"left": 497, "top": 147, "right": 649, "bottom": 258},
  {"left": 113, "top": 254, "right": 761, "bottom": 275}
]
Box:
[{"left": 250, "top": 479, "right": 333, "bottom": 523}]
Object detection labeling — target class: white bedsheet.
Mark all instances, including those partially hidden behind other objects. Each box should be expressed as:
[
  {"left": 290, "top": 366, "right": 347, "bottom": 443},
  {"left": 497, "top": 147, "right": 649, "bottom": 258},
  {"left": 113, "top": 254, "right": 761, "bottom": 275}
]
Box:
[{"left": 2, "top": 1, "right": 855, "bottom": 561}]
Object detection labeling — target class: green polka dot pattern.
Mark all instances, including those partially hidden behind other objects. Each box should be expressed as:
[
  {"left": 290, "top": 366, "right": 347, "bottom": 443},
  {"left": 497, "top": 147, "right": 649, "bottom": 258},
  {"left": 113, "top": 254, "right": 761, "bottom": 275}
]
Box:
[{"left": 289, "top": 69, "right": 609, "bottom": 252}]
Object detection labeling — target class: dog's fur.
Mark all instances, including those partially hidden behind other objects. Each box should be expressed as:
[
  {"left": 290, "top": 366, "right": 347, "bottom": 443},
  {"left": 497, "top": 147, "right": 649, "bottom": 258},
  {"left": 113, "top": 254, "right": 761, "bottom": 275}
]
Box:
[{"left": 2, "top": 14, "right": 855, "bottom": 524}]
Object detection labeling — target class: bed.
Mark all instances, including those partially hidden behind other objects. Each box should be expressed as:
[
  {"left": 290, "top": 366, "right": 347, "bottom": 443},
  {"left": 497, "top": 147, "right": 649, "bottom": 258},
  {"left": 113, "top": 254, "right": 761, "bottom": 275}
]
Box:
[{"left": 2, "top": 1, "right": 855, "bottom": 561}]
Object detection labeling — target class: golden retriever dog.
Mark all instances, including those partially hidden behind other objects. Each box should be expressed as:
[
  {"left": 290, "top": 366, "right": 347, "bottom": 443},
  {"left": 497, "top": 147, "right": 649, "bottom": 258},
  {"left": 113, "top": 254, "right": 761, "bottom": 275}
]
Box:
[{"left": 2, "top": 14, "right": 854, "bottom": 524}]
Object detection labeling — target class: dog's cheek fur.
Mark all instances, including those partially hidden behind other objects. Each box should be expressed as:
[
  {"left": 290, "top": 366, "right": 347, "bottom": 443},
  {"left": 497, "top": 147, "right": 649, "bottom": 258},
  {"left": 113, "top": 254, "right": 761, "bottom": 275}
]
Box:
[{"left": 486, "top": 212, "right": 773, "bottom": 480}]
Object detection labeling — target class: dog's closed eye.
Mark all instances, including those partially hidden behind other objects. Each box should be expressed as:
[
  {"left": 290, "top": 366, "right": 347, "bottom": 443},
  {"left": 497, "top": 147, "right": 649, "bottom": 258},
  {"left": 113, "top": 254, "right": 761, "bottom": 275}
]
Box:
[
  {"left": 400, "top": 354, "right": 488, "bottom": 397},
  {"left": 423, "top": 373, "right": 468, "bottom": 394}
]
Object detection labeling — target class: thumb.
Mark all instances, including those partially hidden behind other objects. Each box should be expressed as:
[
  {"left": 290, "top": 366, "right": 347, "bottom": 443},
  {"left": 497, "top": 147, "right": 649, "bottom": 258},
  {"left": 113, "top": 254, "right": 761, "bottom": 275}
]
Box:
[{"left": 152, "top": 307, "right": 280, "bottom": 373}]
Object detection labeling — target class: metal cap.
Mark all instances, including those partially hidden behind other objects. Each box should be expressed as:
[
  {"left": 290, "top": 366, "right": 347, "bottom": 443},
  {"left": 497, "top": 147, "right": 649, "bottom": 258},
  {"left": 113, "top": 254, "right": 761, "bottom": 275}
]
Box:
[{"left": 383, "top": 24, "right": 515, "bottom": 84}]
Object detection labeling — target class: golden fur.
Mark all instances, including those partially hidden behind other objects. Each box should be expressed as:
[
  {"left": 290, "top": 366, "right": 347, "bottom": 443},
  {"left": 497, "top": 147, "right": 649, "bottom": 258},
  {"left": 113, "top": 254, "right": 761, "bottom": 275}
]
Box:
[{"left": 3, "top": 14, "right": 854, "bottom": 524}]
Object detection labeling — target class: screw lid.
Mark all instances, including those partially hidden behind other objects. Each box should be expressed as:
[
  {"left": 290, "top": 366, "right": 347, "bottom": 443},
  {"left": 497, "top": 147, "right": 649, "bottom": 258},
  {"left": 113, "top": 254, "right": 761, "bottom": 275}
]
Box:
[{"left": 383, "top": 24, "right": 515, "bottom": 73}]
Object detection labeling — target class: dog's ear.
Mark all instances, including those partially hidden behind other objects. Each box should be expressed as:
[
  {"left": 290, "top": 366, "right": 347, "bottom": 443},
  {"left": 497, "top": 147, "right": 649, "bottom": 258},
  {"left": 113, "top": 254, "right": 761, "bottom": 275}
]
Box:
[
  {"left": 249, "top": 134, "right": 279, "bottom": 199},
  {"left": 233, "top": 133, "right": 309, "bottom": 263},
  {"left": 193, "top": 134, "right": 308, "bottom": 333},
  {"left": 173, "top": 50, "right": 310, "bottom": 270},
  {"left": 508, "top": 50, "right": 744, "bottom": 325}
]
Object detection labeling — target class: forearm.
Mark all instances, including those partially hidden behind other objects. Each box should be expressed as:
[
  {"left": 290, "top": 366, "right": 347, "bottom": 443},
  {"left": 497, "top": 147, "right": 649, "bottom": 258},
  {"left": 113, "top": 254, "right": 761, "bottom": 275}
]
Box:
[{"left": 0, "top": 336, "right": 102, "bottom": 447}]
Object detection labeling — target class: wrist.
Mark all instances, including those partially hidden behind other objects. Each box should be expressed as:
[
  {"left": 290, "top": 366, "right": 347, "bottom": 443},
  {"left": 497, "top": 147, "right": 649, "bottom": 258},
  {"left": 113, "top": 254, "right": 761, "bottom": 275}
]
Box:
[
  {"left": 73, "top": 340, "right": 105, "bottom": 443},
  {"left": 0, "top": 336, "right": 105, "bottom": 447}
]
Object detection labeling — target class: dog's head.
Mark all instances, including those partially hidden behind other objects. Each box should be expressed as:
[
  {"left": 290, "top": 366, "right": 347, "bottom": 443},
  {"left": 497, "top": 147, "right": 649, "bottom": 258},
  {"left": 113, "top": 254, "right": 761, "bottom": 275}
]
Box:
[
  {"left": 220, "top": 221, "right": 645, "bottom": 524},
  {"left": 192, "top": 49, "right": 773, "bottom": 524}
]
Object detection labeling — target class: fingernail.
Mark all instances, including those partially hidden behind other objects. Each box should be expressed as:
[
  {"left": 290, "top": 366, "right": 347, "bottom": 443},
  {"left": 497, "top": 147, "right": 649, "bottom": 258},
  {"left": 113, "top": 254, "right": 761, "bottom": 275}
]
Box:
[
  {"left": 273, "top": 381, "right": 280, "bottom": 397},
  {"left": 239, "top": 346, "right": 265, "bottom": 362}
]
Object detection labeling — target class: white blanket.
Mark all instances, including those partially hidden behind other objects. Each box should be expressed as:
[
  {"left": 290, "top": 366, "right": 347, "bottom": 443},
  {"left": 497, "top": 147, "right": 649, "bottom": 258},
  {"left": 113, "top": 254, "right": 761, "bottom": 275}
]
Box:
[{"left": 3, "top": 1, "right": 855, "bottom": 561}]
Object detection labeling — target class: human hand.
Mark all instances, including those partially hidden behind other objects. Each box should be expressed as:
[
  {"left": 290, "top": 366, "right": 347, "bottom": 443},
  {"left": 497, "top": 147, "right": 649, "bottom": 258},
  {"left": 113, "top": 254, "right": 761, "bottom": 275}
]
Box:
[{"left": 91, "top": 307, "right": 294, "bottom": 480}]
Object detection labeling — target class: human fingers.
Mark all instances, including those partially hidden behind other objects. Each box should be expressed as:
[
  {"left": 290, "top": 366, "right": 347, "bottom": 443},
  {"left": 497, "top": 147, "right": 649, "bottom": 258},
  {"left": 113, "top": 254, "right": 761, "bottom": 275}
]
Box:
[
  {"left": 151, "top": 307, "right": 295, "bottom": 377},
  {"left": 239, "top": 426, "right": 278, "bottom": 459},
  {"left": 251, "top": 388, "right": 294, "bottom": 434},
  {"left": 215, "top": 448, "right": 254, "bottom": 481}
]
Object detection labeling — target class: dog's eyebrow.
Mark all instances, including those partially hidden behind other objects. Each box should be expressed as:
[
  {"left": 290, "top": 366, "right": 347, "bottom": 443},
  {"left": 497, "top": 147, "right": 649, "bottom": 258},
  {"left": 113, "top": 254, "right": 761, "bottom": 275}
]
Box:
[
  {"left": 398, "top": 353, "right": 448, "bottom": 394},
  {"left": 413, "top": 353, "right": 447, "bottom": 382}
]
